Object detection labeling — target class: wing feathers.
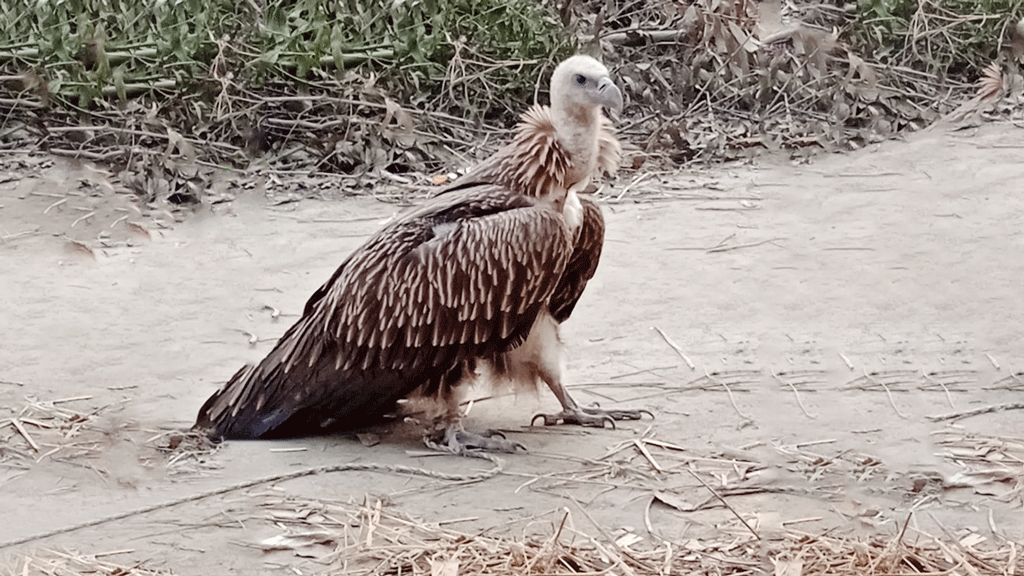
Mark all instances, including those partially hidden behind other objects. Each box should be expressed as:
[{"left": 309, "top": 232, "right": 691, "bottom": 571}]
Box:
[
  {"left": 196, "top": 186, "right": 580, "bottom": 439},
  {"left": 549, "top": 195, "right": 606, "bottom": 323},
  {"left": 196, "top": 79, "right": 620, "bottom": 439}
]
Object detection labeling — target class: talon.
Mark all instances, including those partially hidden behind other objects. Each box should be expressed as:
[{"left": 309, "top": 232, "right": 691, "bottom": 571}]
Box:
[
  {"left": 426, "top": 426, "right": 527, "bottom": 454},
  {"left": 579, "top": 413, "right": 615, "bottom": 428},
  {"left": 531, "top": 406, "right": 653, "bottom": 428},
  {"left": 611, "top": 410, "right": 641, "bottom": 421},
  {"left": 531, "top": 413, "right": 555, "bottom": 426}
]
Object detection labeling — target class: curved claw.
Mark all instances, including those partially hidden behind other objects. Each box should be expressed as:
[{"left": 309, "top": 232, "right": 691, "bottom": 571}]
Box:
[
  {"left": 492, "top": 439, "right": 528, "bottom": 453},
  {"left": 531, "top": 413, "right": 556, "bottom": 427},
  {"left": 532, "top": 406, "right": 654, "bottom": 428},
  {"left": 531, "top": 410, "right": 616, "bottom": 428},
  {"left": 425, "top": 427, "right": 526, "bottom": 454},
  {"left": 482, "top": 428, "right": 508, "bottom": 440},
  {"left": 598, "top": 408, "right": 655, "bottom": 421},
  {"left": 569, "top": 412, "right": 616, "bottom": 428}
]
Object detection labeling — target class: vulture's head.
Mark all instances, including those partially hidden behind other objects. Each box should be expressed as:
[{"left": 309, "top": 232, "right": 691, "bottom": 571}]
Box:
[{"left": 550, "top": 55, "right": 623, "bottom": 117}]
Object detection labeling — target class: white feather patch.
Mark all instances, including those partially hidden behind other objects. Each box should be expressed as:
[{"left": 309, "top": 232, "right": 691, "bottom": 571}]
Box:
[{"left": 563, "top": 187, "right": 585, "bottom": 233}]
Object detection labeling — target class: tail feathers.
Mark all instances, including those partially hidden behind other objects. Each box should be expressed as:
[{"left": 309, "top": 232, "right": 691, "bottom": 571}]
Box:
[
  {"left": 193, "top": 364, "right": 287, "bottom": 439},
  {"left": 193, "top": 358, "right": 416, "bottom": 440},
  {"left": 193, "top": 309, "right": 469, "bottom": 440}
]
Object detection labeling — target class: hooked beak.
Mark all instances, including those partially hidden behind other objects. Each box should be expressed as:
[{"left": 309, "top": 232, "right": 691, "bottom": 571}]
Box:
[{"left": 595, "top": 76, "right": 623, "bottom": 114}]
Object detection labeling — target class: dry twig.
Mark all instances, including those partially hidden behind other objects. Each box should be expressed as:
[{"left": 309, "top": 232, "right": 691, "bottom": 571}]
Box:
[{"left": 927, "top": 402, "right": 1024, "bottom": 422}]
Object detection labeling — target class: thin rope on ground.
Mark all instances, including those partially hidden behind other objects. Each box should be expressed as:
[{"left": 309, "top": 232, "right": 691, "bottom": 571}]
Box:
[{"left": 0, "top": 453, "right": 503, "bottom": 550}]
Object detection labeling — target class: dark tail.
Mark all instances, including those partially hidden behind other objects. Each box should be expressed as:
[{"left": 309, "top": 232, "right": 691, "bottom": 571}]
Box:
[
  {"left": 193, "top": 342, "right": 415, "bottom": 440},
  {"left": 193, "top": 364, "right": 290, "bottom": 439}
]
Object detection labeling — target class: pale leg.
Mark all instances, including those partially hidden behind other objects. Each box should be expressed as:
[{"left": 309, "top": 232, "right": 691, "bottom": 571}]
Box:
[
  {"left": 528, "top": 316, "right": 652, "bottom": 428},
  {"left": 424, "top": 373, "right": 526, "bottom": 454}
]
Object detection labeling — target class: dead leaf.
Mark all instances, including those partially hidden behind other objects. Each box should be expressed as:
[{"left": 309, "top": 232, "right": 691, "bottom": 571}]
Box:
[
  {"left": 65, "top": 238, "right": 96, "bottom": 259},
  {"left": 269, "top": 509, "right": 314, "bottom": 521},
  {"left": 846, "top": 53, "right": 878, "bottom": 100},
  {"left": 756, "top": 0, "right": 784, "bottom": 39},
  {"left": 163, "top": 127, "right": 197, "bottom": 169},
  {"left": 774, "top": 558, "right": 804, "bottom": 576},
  {"left": 259, "top": 531, "right": 333, "bottom": 551},
  {"left": 430, "top": 557, "right": 459, "bottom": 576},
  {"left": 960, "top": 533, "right": 987, "bottom": 548},
  {"left": 357, "top": 433, "right": 381, "bottom": 447},
  {"left": 728, "top": 20, "right": 757, "bottom": 54},
  {"left": 125, "top": 221, "right": 151, "bottom": 239},
  {"left": 653, "top": 491, "right": 695, "bottom": 512},
  {"left": 615, "top": 532, "right": 644, "bottom": 548}
]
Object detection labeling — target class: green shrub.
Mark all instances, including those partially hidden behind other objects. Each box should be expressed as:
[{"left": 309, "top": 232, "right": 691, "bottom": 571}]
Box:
[
  {"left": 851, "top": 0, "right": 1024, "bottom": 81},
  {"left": 0, "top": 0, "right": 573, "bottom": 173}
]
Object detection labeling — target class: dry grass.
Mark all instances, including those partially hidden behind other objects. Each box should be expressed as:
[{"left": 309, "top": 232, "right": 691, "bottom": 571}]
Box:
[
  {"left": 7, "top": 549, "right": 173, "bottom": 576},
  {"left": 931, "top": 427, "right": 1024, "bottom": 503},
  {"left": 580, "top": 0, "right": 1024, "bottom": 163},
  {"left": 3, "top": 399, "right": 1021, "bottom": 574},
  {"left": 9, "top": 499, "right": 1018, "bottom": 576},
  {"left": 2, "top": 0, "right": 1022, "bottom": 210},
  {"left": 0, "top": 395, "right": 119, "bottom": 471},
  {"left": 0, "top": 395, "right": 214, "bottom": 483}
]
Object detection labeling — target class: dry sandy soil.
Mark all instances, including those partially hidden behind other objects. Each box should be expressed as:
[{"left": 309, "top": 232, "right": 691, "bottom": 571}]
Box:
[{"left": 1, "top": 122, "right": 1023, "bottom": 574}]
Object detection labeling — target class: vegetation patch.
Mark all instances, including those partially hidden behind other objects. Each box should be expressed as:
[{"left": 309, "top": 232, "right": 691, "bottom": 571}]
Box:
[
  {"left": 597, "top": 0, "right": 1024, "bottom": 163},
  {"left": 0, "top": 0, "right": 572, "bottom": 205},
  {"left": 0, "top": 0, "right": 1022, "bottom": 205}
]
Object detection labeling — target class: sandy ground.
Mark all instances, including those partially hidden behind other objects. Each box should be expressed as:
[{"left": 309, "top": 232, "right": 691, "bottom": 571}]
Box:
[{"left": 1, "top": 123, "right": 1023, "bottom": 574}]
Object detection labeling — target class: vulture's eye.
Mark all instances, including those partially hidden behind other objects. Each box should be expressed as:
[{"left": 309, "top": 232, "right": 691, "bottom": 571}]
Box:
[{"left": 574, "top": 74, "right": 587, "bottom": 85}]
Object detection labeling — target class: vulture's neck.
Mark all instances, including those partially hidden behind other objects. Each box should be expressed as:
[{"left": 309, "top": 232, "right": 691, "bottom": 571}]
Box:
[
  {"left": 551, "top": 104, "right": 601, "bottom": 190},
  {"left": 466, "top": 102, "right": 616, "bottom": 203}
]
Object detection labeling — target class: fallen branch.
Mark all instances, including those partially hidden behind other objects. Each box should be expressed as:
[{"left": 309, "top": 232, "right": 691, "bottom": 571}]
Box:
[
  {"left": 707, "top": 238, "right": 785, "bottom": 253},
  {"left": 685, "top": 468, "right": 760, "bottom": 540},
  {"left": 651, "top": 326, "right": 695, "bottom": 369},
  {"left": 772, "top": 369, "right": 818, "bottom": 419},
  {"left": 9, "top": 418, "right": 39, "bottom": 452},
  {"left": 926, "top": 402, "right": 1024, "bottom": 422}
]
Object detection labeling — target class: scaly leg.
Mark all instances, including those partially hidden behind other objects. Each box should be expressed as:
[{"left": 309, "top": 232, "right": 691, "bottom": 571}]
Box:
[
  {"left": 423, "top": 379, "right": 525, "bottom": 454},
  {"left": 426, "top": 422, "right": 526, "bottom": 454},
  {"left": 529, "top": 331, "right": 652, "bottom": 428},
  {"left": 532, "top": 377, "right": 653, "bottom": 428}
]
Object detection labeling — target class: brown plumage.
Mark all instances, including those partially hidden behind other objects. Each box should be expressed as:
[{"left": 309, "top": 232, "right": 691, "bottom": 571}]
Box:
[{"left": 194, "top": 55, "right": 646, "bottom": 445}]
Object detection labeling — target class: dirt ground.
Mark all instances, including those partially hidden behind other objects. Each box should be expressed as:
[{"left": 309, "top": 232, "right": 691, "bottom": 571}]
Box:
[{"left": 1, "top": 122, "right": 1023, "bottom": 574}]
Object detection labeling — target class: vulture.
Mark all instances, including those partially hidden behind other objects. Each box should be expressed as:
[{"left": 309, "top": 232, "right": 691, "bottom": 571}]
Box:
[{"left": 193, "top": 55, "right": 649, "bottom": 452}]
